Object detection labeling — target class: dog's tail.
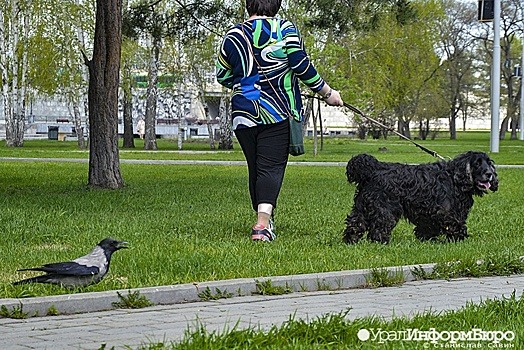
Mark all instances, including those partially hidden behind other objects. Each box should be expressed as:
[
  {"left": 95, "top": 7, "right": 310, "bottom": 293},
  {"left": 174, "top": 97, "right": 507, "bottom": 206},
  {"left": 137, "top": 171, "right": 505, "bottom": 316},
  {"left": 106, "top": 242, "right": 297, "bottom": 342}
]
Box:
[{"left": 346, "top": 154, "right": 380, "bottom": 184}]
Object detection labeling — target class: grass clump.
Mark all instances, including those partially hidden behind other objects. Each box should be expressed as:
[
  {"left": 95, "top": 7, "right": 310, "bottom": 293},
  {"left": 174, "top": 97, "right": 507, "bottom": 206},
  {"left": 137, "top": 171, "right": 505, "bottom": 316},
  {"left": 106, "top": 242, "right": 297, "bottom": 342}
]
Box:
[
  {"left": 412, "top": 254, "right": 524, "bottom": 280},
  {"left": 254, "top": 280, "right": 292, "bottom": 296},
  {"left": 0, "top": 303, "right": 29, "bottom": 319},
  {"left": 198, "top": 287, "right": 233, "bottom": 301},
  {"left": 46, "top": 304, "right": 59, "bottom": 316},
  {"left": 365, "top": 268, "right": 405, "bottom": 288},
  {"left": 112, "top": 290, "right": 153, "bottom": 309}
]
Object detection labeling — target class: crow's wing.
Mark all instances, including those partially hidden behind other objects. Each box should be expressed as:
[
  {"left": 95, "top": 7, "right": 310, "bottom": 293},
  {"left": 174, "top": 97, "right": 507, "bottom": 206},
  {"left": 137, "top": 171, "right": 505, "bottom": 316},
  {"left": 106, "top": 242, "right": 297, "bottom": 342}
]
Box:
[
  {"left": 19, "top": 261, "right": 100, "bottom": 276},
  {"left": 13, "top": 273, "right": 98, "bottom": 287}
]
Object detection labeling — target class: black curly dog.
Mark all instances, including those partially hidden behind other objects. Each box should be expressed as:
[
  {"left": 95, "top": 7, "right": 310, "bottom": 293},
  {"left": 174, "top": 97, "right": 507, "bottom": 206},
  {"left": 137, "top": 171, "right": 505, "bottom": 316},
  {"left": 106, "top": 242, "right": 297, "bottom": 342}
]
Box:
[{"left": 343, "top": 151, "right": 498, "bottom": 244}]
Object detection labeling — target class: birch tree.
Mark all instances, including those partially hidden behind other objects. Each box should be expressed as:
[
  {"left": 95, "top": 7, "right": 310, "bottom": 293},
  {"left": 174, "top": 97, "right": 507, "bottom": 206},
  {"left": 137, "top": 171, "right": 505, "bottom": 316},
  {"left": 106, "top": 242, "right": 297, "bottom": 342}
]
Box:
[
  {"left": 120, "top": 37, "right": 138, "bottom": 148},
  {"left": 436, "top": 0, "right": 477, "bottom": 139},
  {"left": 23, "top": 0, "right": 93, "bottom": 149},
  {"left": 1, "top": 0, "right": 29, "bottom": 147},
  {"left": 185, "top": 34, "right": 219, "bottom": 150},
  {"left": 124, "top": 1, "right": 167, "bottom": 150},
  {"left": 218, "top": 96, "right": 232, "bottom": 149}
]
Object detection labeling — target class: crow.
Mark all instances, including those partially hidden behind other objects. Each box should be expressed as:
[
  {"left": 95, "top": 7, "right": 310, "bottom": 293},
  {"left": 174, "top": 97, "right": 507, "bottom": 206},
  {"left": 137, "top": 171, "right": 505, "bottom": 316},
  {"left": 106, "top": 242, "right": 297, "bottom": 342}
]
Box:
[{"left": 13, "top": 238, "right": 128, "bottom": 288}]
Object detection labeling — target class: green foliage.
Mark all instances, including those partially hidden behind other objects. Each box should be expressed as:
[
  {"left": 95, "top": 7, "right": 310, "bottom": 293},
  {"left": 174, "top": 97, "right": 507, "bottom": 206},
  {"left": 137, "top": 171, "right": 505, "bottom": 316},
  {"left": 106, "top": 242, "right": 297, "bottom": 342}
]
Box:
[
  {"left": 123, "top": 1, "right": 237, "bottom": 43},
  {"left": 254, "top": 280, "right": 292, "bottom": 296},
  {"left": 415, "top": 254, "right": 524, "bottom": 280},
  {"left": 112, "top": 290, "right": 153, "bottom": 309},
  {"left": 0, "top": 304, "right": 29, "bottom": 319},
  {"left": 198, "top": 287, "right": 233, "bottom": 301},
  {"left": 46, "top": 305, "right": 59, "bottom": 316},
  {"left": 298, "top": 0, "right": 447, "bottom": 136},
  {"left": 293, "top": 0, "right": 416, "bottom": 34},
  {"left": 26, "top": 0, "right": 93, "bottom": 96},
  {"left": 365, "top": 268, "right": 405, "bottom": 288},
  {"left": 355, "top": 1, "right": 443, "bottom": 113}
]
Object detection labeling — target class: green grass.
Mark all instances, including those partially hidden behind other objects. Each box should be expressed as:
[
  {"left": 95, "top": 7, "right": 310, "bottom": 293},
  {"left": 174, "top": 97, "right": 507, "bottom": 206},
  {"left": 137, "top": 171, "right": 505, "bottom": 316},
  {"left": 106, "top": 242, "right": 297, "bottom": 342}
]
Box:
[
  {"left": 1, "top": 130, "right": 523, "bottom": 164},
  {"left": 133, "top": 292, "right": 524, "bottom": 349},
  {"left": 0, "top": 133, "right": 523, "bottom": 300}
]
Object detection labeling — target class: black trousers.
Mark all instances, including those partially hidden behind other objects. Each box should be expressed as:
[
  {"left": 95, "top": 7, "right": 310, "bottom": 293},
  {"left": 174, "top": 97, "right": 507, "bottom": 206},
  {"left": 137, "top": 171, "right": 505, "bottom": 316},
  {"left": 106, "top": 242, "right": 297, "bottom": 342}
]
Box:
[{"left": 234, "top": 120, "right": 289, "bottom": 211}]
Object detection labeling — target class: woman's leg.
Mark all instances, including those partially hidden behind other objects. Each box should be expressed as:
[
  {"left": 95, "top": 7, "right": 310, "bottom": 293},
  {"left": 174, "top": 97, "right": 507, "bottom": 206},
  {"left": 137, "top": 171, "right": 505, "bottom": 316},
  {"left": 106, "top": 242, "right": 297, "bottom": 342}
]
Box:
[
  {"left": 254, "top": 120, "right": 289, "bottom": 215},
  {"left": 235, "top": 120, "right": 289, "bottom": 237},
  {"left": 234, "top": 126, "right": 259, "bottom": 212}
]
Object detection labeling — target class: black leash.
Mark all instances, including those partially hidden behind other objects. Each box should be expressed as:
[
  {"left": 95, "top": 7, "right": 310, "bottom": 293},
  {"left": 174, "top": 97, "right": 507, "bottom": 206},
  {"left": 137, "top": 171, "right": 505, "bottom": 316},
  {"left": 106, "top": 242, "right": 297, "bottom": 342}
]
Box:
[{"left": 303, "top": 94, "right": 447, "bottom": 161}]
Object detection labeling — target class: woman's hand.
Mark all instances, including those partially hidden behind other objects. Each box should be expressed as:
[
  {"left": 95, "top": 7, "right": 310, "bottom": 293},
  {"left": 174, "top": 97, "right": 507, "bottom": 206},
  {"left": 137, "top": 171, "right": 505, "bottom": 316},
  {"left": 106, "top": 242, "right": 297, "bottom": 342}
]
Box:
[
  {"left": 324, "top": 89, "right": 343, "bottom": 106},
  {"left": 319, "top": 85, "right": 343, "bottom": 106}
]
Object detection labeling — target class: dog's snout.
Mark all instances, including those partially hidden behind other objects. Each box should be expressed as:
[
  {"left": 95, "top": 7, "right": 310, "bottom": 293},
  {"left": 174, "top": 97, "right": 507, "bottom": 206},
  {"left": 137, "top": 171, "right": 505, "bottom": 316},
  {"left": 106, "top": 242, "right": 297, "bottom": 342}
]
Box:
[{"left": 481, "top": 162, "right": 495, "bottom": 179}]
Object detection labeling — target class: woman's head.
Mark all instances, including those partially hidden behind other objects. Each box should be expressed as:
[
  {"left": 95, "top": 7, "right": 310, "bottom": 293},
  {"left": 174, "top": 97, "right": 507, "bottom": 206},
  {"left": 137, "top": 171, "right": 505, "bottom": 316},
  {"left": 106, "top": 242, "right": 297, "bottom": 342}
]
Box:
[{"left": 246, "top": 0, "right": 282, "bottom": 17}]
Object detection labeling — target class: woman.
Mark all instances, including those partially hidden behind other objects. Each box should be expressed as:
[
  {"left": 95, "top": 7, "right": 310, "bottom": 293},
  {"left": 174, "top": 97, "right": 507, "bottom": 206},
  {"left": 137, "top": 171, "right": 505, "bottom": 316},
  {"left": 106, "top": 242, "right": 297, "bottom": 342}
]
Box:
[{"left": 216, "top": 0, "right": 343, "bottom": 242}]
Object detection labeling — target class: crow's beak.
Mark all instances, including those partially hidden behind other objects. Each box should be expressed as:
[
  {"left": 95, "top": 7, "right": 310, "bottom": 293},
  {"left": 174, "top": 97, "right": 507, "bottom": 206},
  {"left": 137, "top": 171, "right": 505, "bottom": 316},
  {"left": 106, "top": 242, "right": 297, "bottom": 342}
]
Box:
[{"left": 117, "top": 241, "right": 129, "bottom": 249}]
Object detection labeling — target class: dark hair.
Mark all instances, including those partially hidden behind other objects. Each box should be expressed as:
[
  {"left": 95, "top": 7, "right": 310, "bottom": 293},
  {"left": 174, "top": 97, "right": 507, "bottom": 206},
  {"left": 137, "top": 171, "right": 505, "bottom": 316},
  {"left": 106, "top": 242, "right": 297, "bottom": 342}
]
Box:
[{"left": 246, "top": 0, "right": 282, "bottom": 17}]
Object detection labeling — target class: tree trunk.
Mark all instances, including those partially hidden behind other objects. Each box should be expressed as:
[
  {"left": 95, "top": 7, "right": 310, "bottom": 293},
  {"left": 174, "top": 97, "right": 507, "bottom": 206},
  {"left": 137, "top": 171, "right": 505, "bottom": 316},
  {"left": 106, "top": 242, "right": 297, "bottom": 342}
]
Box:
[
  {"left": 312, "top": 99, "right": 319, "bottom": 156},
  {"left": 0, "top": 6, "right": 8, "bottom": 137},
  {"left": 144, "top": 35, "right": 160, "bottom": 150},
  {"left": 449, "top": 110, "right": 457, "bottom": 140},
  {"left": 318, "top": 100, "right": 324, "bottom": 151},
  {"left": 72, "top": 100, "right": 86, "bottom": 149},
  {"left": 218, "top": 96, "right": 233, "bottom": 150},
  {"left": 195, "top": 90, "right": 215, "bottom": 150},
  {"left": 121, "top": 61, "right": 135, "bottom": 148},
  {"left": 398, "top": 118, "right": 411, "bottom": 139},
  {"left": 499, "top": 115, "right": 509, "bottom": 140},
  {"left": 4, "top": 0, "right": 25, "bottom": 147},
  {"left": 122, "top": 88, "right": 135, "bottom": 148},
  {"left": 85, "top": 0, "right": 124, "bottom": 189},
  {"left": 75, "top": 4, "right": 89, "bottom": 149},
  {"left": 510, "top": 116, "right": 518, "bottom": 140},
  {"left": 204, "top": 104, "right": 215, "bottom": 150},
  {"left": 303, "top": 97, "right": 313, "bottom": 133}
]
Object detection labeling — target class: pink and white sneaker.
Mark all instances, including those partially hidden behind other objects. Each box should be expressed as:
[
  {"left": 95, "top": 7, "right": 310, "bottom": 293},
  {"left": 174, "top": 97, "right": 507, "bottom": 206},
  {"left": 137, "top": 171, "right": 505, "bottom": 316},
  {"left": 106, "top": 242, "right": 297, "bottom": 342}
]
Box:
[{"left": 251, "top": 223, "right": 276, "bottom": 242}]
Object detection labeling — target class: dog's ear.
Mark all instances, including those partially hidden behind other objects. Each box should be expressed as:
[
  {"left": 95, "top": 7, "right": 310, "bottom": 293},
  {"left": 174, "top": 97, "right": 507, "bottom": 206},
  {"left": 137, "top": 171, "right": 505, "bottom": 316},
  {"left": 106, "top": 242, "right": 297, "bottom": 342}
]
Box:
[
  {"left": 489, "top": 160, "right": 499, "bottom": 192},
  {"left": 451, "top": 153, "right": 474, "bottom": 191},
  {"left": 346, "top": 154, "right": 379, "bottom": 184}
]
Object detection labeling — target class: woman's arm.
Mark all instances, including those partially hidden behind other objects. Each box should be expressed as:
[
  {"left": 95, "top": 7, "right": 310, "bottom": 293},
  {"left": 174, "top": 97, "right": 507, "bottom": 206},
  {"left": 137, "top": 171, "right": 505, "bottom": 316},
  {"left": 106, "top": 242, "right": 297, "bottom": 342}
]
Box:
[
  {"left": 284, "top": 21, "right": 343, "bottom": 106},
  {"left": 216, "top": 36, "right": 235, "bottom": 89}
]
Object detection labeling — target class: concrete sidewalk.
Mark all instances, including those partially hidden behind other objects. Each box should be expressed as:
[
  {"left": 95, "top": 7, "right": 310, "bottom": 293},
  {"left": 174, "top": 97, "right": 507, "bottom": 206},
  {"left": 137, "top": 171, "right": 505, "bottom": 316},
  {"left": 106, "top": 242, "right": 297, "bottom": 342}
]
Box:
[
  {"left": 1, "top": 274, "right": 522, "bottom": 350},
  {"left": 1, "top": 157, "right": 523, "bottom": 168}
]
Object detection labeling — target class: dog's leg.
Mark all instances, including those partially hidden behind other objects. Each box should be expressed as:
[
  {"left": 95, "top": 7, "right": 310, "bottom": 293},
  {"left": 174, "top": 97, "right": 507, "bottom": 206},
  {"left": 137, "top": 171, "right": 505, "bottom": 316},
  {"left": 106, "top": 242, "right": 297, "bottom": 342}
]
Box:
[
  {"left": 444, "top": 224, "right": 469, "bottom": 242},
  {"left": 366, "top": 210, "right": 398, "bottom": 244},
  {"left": 367, "top": 223, "right": 395, "bottom": 244},
  {"left": 413, "top": 223, "right": 440, "bottom": 241},
  {"left": 342, "top": 213, "right": 366, "bottom": 244}
]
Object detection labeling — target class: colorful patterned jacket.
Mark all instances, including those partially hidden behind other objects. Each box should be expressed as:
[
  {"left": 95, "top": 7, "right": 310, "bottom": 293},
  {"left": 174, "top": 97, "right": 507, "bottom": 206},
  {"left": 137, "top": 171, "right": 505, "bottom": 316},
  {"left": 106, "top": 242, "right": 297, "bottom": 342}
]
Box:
[{"left": 216, "top": 18, "right": 325, "bottom": 130}]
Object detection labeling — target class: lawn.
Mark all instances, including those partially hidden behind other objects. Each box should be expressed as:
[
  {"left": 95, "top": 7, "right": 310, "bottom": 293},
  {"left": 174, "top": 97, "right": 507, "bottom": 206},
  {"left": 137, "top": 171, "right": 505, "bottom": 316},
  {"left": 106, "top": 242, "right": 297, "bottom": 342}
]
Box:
[
  {"left": 0, "top": 130, "right": 522, "bottom": 164},
  {"left": 0, "top": 132, "right": 523, "bottom": 300}
]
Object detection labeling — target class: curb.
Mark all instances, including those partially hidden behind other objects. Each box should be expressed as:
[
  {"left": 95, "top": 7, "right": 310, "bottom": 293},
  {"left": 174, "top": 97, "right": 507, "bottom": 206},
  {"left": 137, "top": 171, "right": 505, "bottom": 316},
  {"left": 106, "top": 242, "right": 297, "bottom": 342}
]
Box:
[{"left": 0, "top": 263, "right": 435, "bottom": 318}]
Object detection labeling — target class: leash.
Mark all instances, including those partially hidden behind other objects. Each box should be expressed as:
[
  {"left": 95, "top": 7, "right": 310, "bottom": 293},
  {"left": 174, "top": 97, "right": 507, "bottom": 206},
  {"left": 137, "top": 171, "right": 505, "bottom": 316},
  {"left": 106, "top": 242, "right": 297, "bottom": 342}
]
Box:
[{"left": 303, "top": 94, "right": 447, "bottom": 161}]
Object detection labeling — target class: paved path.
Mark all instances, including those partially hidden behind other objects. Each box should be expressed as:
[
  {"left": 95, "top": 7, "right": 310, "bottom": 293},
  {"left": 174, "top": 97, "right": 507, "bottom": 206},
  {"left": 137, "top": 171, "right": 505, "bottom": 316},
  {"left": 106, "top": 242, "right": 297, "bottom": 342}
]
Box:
[
  {"left": 1, "top": 157, "right": 523, "bottom": 168},
  {"left": 1, "top": 275, "right": 522, "bottom": 350}
]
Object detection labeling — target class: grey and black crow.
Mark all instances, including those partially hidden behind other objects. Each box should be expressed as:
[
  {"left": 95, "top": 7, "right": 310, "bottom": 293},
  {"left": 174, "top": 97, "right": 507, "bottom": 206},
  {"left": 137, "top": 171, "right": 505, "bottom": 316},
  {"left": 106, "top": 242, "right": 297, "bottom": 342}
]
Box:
[{"left": 13, "top": 238, "right": 128, "bottom": 288}]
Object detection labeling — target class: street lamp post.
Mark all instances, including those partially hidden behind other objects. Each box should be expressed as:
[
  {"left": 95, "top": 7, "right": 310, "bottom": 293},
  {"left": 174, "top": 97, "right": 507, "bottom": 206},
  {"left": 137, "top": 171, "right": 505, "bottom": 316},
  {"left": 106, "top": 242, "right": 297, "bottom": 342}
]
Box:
[
  {"left": 490, "top": 0, "right": 501, "bottom": 152},
  {"left": 521, "top": 0, "right": 524, "bottom": 140}
]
